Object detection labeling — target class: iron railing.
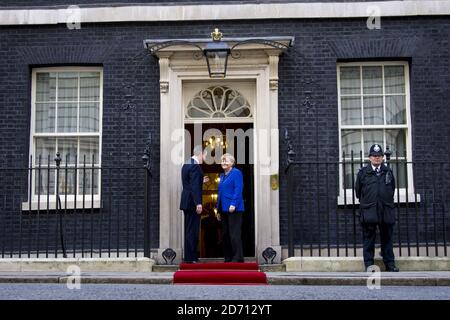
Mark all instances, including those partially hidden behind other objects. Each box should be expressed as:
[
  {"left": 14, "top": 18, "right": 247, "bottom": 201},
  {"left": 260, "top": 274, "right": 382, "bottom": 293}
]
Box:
[
  {"left": 284, "top": 129, "right": 450, "bottom": 258},
  {"left": 0, "top": 152, "right": 153, "bottom": 259},
  {"left": 2, "top": 131, "right": 449, "bottom": 260}
]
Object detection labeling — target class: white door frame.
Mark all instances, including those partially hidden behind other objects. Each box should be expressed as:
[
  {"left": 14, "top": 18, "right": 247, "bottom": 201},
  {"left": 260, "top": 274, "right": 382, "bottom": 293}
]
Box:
[{"left": 155, "top": 49, "right": 283, "bottom": 264}]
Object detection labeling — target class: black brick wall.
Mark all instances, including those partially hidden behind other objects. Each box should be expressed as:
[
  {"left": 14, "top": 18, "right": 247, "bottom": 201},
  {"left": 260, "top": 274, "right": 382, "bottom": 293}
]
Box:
[{"left": 0, "top": 16, "right": 449, "bottom": 254}]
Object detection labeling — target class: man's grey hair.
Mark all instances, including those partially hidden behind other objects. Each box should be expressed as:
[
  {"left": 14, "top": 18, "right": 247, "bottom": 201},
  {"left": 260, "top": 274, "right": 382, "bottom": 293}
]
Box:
[{"left": 192, "top": 145, "right": 204, "bottom": 156}]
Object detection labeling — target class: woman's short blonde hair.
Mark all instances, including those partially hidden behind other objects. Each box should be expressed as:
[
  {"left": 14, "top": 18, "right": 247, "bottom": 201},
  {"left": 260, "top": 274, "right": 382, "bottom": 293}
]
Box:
[{"left": 221, "top": 153, "right": 236, "bottom": 166}]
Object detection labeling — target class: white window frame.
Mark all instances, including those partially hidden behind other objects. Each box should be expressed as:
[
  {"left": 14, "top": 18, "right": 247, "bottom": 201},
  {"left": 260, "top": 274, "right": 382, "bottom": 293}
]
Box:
[
  {"left": 23, "top": 66, "right": 103, "bottom": 211},
  {"left": 337, "top": 61, "right": 417, "bottom": 205}
]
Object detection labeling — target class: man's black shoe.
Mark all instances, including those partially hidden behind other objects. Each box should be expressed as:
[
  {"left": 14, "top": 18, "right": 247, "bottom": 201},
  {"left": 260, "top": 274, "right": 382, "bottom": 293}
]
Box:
[{"left": 386, "top": 265, "right": 399, "bottom": 272}]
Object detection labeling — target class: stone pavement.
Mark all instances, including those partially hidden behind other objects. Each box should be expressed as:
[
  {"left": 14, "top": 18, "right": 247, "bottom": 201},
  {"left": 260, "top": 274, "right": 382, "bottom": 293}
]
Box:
[
  {"left": 0, "top": 271, "right": 450, "bottom": 286},
  {"left": 1, "top": 257, "right": 449, "bottom": 286}
]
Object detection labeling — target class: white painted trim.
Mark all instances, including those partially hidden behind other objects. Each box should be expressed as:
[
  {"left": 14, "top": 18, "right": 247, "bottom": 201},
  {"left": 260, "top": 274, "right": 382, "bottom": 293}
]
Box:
[
  {"left": 184, "top": 119, "right": 254, "bottom": 124},
  {"left": 1, "top": 1, "right": 450, "bottom": 25},
  {"left": 337, "top": 190, "right": 421, "bottom": 205},
  {"left": 29, "top": 66, "right": 103, "bottom": 204},
  {"left": 340, "top": 125, "right": 409, "bottom": 130},
  {"left": 22, "top": 197, "right": 101, "bottom": 211},
  {"left": 337, "top": 61, "right": 416, "bottom": 202}
]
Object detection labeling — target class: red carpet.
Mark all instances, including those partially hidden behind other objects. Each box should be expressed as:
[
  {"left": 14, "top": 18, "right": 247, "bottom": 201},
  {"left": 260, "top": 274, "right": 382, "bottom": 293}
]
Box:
[
  {"left": 174, "top": 262, "right": 267, "bottom": 285},
  {"left": 179, "top": 262, "right": 259, "bottom": 271}
]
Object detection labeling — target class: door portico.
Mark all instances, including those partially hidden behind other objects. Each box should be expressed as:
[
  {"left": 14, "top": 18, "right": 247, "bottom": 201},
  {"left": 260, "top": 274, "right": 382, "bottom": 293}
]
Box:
[{"left": 145, "top": 38, "right": 292, "bottom": 264}]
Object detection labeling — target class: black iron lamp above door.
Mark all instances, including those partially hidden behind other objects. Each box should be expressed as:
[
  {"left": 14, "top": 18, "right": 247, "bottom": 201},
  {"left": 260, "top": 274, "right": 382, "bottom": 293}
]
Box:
[{"left": 203, "top": 28, "right": 231, "bottom": 78}]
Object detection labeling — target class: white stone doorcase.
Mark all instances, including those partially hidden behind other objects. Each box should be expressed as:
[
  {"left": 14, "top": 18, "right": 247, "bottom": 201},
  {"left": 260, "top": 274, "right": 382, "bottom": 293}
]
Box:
[{"left": 144, "top": 35, "right": 293, "bottom": 264}]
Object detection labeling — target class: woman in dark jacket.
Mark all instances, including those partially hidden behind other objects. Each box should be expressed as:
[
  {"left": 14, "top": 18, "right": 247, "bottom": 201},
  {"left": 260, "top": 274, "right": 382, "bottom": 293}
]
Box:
[{"left": 217, "top": 153, "right": 245, "bottom": 262}]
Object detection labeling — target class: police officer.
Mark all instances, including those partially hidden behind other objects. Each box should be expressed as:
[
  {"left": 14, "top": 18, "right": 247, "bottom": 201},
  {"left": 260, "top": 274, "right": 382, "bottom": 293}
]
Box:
[{"left": 355, "top": 144, "right": 399, "bottom": 272}]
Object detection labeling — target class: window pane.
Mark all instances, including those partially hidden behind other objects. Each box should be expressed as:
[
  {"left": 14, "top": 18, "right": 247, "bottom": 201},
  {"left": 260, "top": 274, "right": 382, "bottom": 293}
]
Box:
[
  {"left": 36, "top": 73, "right": 56, "bottom": 102},
  {"left": 341, "top": 96, "right": 361, "bottom": 125},
  {"left": 340, "top": 67, "right": 360, "bottom": 95},
  {"left": 78, "top": 168, "right": 99, "bottom": 195},
  {"left": 390, "top": 160, "right": 407, "bottom": 189},
  {"left": 58, "top": 169, "right": 76, "bottom": 195},
  {"left": 188, "top": 90, "right": 214, "bottom": 117},
  {"left": 80, "top": 102, "right": 99, "bottom": 132},
  {"left": 57, "top": 137, "right": 78, "bottom": 165},
  {"left": 34, "top": 168, "right": 55, "bottom": 195},
  {"left": 363, "top": 96, "right": 383, "bottom": 125},
  {"left": 386, "top": 129, "right": 406, "bottom": 158},
  {"left": 35, "top": 103, "right": 55, "bottom": 133},
  {"left": 57, "top": 103, "right": 77, "bottom": 132},
  {"left": 386, "top": 95, "right": 406, "bottom": 124},
  {"left": 385, "top": 66, "right": 405, "bottom": 94},
  {"left": 343, "top": 163, "right": 362, "bottom": 190},
  {"left": 58, "top": 72, "right": 78, "bottom": 102},
  {"left": 79, "top": 137, "right": 99, "bottom": 165},
  {"left": 80, "top": 72, "right": 100, "bottom": 101},
  {"left": 229, "top": 107, "right": 251, "bottom": 117},
  {"left": 363, "top": 130, "right": 384, "bottom": 157},
  {"left": 35, "top": 137, "right": 56, "bottom": 165},
  {"left": 341, "top": 130, "right": 361, "bottom": 158},
  {"left": 363, "top": 66, "right": 382, "bottom": 94},
  {"left": 212, "top": 87, "right": 223, "bottom": 113},
  {"left": 227, "top": 93, "right": 251, "bottom": 117}
]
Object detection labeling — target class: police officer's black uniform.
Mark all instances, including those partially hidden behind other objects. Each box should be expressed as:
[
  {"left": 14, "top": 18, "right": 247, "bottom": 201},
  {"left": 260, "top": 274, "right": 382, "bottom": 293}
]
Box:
[{"left": 355, "top": 144, "right": 399, "bottom": 272}]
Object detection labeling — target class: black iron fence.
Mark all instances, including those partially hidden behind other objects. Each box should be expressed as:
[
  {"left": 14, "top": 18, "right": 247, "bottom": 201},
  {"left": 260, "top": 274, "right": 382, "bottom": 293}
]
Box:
[
  {"left": 2, "top": 136, "right": 449, "bottom": 261},
  {"left": 0, "top": 152, "right": 153, "bottom": 259},
  {"left": 284, "top": 131, "right": 450, "bottom": 258}
]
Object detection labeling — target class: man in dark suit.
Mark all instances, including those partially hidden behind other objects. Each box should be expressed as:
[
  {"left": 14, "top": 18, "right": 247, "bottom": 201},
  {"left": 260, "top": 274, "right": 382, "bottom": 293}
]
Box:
[{"left": 179, "top": 145, "right": 208, "bottom": 263}]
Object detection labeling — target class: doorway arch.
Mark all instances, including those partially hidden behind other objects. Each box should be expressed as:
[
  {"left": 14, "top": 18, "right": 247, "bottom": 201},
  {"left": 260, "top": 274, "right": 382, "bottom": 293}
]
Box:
[{"left": 184, "top": 82, "right": 255, "bottom": 259}]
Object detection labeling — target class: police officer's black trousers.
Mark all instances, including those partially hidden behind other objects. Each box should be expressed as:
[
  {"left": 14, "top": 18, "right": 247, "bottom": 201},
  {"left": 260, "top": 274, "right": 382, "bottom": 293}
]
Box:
[
  {"left": 221, "top": 212, "right": 244, "bottom": 262},
  {"left": 183, "top": 209, "right": 200, "bottom": 262},
  {"left": 362, "top": 223, "right": 395, "bottom": 268}
]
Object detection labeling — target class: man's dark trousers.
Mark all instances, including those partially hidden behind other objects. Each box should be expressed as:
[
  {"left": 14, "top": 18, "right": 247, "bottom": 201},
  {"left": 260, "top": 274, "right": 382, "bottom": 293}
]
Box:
[
  {"left": 362, "top": 223, "right": 395, "bottom": 268},
  {"left": 180, "top": 158, "right": 203, "bottom": 263},
  {"left": 183, "top": 209, "right": 200, "bottom": 262}
]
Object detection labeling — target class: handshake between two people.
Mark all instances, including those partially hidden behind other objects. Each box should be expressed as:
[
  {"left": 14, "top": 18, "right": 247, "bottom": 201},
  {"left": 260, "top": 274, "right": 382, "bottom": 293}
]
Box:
[
  {"left": 195, "top": 175, "right": 235, "bottom": 215},
  {"left": 195, "top": 175, "right": 210, "bottom": 214}
]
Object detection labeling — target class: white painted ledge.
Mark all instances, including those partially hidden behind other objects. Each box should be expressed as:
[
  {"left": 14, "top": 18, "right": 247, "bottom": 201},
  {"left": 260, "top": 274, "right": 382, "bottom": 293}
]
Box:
[
  {"left": 21, "top": 198, "right": 101, "bottom": 211},
  {"left": 0, "top": 257, "right": 155, "bottom": 272},
  {"left": 337, "top": 190, "right": 421, "bottom": 206},
  {"left": 283, "top": 256, "right": 450, "bottom": 272},
  {"left": 0, "top": 1, "right": 450, "bottom": 25}
]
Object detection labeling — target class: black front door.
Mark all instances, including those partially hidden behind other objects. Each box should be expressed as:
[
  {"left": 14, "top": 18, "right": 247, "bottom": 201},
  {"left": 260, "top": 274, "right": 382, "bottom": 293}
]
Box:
[{"left": 185, "top": 123, "right": 255, "bottom": 258}]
